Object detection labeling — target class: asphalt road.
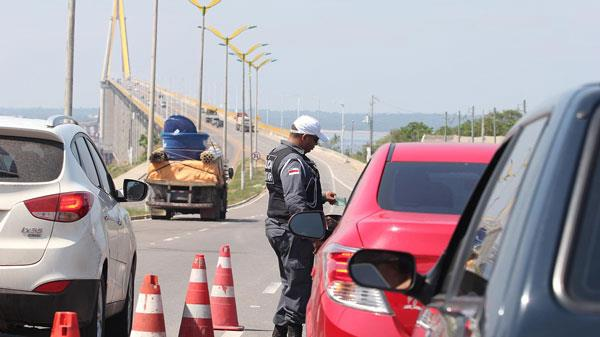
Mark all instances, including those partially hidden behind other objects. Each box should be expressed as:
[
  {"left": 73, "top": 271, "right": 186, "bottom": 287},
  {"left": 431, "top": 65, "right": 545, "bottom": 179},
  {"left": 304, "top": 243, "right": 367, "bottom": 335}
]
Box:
[{"left": 0, "top": 95, "right": 362, "bottom": 337}]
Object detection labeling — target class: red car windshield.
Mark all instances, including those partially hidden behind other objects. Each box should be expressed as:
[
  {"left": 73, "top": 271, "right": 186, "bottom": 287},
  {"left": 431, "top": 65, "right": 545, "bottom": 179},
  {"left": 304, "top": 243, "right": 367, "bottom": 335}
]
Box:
[{"left": 378, "top": 162, "right": 486, "bottom": 215}]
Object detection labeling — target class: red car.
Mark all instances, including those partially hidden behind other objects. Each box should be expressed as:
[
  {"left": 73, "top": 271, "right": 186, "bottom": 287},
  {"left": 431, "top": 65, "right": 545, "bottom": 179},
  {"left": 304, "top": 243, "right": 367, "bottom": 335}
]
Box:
[{"left": 307, "top": 143, "right": 498, "bottom": 337}]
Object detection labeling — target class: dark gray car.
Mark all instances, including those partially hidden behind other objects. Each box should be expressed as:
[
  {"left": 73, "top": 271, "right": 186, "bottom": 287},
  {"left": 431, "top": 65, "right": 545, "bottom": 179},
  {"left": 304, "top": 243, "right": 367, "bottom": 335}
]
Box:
[{"left": 347, "top": 83, "right": 600, "bottom": 337}]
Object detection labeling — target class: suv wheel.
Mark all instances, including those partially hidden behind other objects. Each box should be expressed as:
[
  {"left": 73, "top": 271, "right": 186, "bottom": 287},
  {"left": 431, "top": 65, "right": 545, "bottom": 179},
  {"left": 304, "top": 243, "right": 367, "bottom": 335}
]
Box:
[
  {"left": 107, "top": 263, "right": 135, "bottom": 337},
  {"left": 82, "top": 278, "right": 106, "bottom": 337}
]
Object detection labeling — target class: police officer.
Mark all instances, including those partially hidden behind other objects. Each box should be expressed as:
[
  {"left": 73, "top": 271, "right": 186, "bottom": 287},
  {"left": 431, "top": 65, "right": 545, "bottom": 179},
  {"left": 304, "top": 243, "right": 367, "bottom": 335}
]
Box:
[{"left": 265, "top": 115, "right": 336, "bottom": 337}]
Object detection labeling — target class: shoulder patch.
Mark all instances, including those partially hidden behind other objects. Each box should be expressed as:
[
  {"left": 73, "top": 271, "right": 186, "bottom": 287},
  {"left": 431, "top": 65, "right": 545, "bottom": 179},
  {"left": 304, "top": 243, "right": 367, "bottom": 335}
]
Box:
[{"left": 288, "top": 168, "right": 300, "bottom": 176}]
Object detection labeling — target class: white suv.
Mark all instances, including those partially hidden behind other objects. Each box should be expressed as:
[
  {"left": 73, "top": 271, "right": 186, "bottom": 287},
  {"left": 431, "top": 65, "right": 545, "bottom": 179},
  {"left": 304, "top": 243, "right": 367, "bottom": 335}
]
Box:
[{"left": 0, "top": 115, "right": 147, "bottom": 337}]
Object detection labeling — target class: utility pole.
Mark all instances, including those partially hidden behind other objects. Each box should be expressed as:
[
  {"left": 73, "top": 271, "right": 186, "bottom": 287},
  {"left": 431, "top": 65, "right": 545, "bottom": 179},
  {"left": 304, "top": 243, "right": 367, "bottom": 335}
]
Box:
[
  {"left": 369, "top": 95, "right": 375, "bottom": 157},
  {"left": 444, "top": 111, "right": 448, "bottom": 142},
  {"left": 458, "top": 110, "right": 461, "bottom": 143},
  {"left": 481, "top": 109, "right": 485, "bottom": 143},
  {"left": 471, "top": 105, "right": 475, "bottom": 143},
  {"left": 350, "top": 120, "right": 355, "bottom": 156},
  {"left": 523, "top": 99, "right": 527, "bottom": 115},
  {"left": 297, "top": 97, "right": 301, "bottom": 118},
  {"left": 493, "top": 107, "right": 497, "bottom": 144},
  {"left": 64, "top": 0, "right": 76, "bottom": 117},
  {"left": 147, "top": 0, "right": 159, "bottom": 160},
  {"left": 340, "top": 103, "right": 346, "bottom": 156},
  {"left": 248, "top": 62, "right": 254, "bottom": 180},
  {"left": 241, "top": 58, "right": 246, "bottom": 190}
]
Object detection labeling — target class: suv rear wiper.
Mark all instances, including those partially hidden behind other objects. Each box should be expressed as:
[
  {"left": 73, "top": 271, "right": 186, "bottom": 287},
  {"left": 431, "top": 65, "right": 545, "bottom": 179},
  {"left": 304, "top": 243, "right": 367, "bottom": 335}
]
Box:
[{"left": 0, "top": 170, "right": 18, "bottom": 177}]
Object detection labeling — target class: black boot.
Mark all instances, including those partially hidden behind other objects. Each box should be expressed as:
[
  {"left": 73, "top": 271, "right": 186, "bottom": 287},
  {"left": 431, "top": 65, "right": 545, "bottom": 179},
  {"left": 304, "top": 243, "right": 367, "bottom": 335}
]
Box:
[
  {"left": 272, "top": 324, "right": 288, "bottom": 337},
  {"left": 287, "top": 324, "right": 303, "bottom": 337}
]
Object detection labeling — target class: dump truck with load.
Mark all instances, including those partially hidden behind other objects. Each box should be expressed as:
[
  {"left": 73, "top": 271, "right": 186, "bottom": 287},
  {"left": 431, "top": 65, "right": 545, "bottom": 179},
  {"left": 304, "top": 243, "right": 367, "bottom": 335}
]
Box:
[{"left": 145, "top": 115, "right": 232, "bottom": 220}]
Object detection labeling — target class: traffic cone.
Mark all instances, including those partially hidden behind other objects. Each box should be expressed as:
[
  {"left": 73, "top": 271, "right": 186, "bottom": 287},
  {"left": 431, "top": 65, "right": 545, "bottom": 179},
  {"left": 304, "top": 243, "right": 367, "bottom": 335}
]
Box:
[
  {"left": 178, "top": 254, "right": 214, "bottom": 337},
  {"left": 131, "top": 274, "right": 167, "bottom": 337},
  {"left": 210, "top": 244, "right": 244, "bottom": 331},
  {"left": 50, "top": 312, "right": 79, "bottom": 337}
]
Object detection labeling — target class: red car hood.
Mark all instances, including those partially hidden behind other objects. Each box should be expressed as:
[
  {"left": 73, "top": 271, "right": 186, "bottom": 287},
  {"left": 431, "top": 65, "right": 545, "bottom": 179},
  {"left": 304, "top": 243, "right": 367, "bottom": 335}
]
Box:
[{"left": 356, "top": 209, "right": 459, "bottom": 273}]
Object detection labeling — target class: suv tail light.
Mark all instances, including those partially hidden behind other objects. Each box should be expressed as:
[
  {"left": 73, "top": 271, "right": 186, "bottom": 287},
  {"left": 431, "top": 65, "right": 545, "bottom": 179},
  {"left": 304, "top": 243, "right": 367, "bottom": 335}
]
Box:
[
  {"left": 24, "top": 192, "right": 93, "bottom": 223},
  {"left": 323, "top": 243, "right": 393, "bottom": 314}
]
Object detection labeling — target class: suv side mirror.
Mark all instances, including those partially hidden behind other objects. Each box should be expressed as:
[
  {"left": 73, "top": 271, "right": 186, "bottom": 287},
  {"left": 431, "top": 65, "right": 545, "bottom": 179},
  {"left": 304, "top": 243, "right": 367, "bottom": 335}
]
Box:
[
  {"left": 349, "top": 249, "right": 417, "bottom": 291},
  {"left": 288, "top": 211, "right": 326, "bottom": 240},
  {"left": 122, "top": 179, "right": 148, "bottom": 202},
  {"left": 228, "top": 167, "right": 234, "bottom": 179}
]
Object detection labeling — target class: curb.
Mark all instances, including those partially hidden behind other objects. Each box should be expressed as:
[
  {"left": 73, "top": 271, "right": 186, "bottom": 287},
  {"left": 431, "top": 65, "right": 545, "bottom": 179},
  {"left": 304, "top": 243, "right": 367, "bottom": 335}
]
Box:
[
  {"left": 131, "top": 214, "right": 151, "bottom": 220},
  {"left": 228, "top": 188, "right": 267, "bottom": 208}
]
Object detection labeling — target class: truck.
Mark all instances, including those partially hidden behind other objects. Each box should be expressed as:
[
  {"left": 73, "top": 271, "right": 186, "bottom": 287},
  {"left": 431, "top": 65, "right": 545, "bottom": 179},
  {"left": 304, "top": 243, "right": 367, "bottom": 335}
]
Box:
[
  {"left": 145, "top": 115, "right": 233, "bottom": 220},
  {"left": 235, "top": 112, "right": 251, "bottom": 132}
]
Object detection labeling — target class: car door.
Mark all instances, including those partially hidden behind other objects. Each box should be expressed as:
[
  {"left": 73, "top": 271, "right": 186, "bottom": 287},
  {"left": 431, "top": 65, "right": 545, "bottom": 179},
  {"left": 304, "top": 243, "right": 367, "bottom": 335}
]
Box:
[
  {"left": 412, "top": 117, "right": 549, "bottom": 337},
  {"left": 85, "top": 137, "right": 130, "bottom": 301},
  {"left": 73, "top": 135, "right": 121, "bottom": 303}
]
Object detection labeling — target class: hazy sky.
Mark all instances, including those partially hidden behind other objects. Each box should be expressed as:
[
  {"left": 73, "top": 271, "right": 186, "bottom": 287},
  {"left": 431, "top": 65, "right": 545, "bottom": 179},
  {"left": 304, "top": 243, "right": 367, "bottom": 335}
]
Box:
[{"left": 1, "top": 1, "right": 599, "bottom": 115}]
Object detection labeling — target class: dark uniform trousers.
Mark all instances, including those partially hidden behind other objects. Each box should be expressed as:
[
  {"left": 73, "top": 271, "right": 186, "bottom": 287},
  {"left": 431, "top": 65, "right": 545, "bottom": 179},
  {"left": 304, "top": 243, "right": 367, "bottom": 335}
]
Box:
[{"left": 266, "top": 221, "right": 314, "bottom": 326}]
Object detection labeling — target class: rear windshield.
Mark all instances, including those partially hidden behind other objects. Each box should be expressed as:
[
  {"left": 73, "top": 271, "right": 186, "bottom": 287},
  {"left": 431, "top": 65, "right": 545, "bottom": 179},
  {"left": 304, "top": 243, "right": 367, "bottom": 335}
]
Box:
[
  {"left": 0, "top": 136, "right": 64, "bottom": 182},
  {"left": 378, "top": 162, "right": 487, "bottom": 215}
]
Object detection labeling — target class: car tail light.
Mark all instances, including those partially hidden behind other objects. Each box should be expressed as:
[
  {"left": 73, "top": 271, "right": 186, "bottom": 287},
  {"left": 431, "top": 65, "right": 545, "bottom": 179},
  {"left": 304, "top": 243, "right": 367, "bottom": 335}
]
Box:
[
  {"left": 323, "top": 243, "right": 393, "bottom": 314},
  {"left": 25, "top": 192, "right": 93, "bottom": 223},
  {"left": 34, "top": 280, "right": 71, "bottom": 294}
]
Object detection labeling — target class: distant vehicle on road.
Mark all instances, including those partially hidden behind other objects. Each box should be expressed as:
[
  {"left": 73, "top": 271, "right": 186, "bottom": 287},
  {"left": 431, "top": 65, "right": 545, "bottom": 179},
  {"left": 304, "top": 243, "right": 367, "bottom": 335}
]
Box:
[
  {"left": 0, "top": 115, "right": 148, "bottom": 337},
  {"left": 206, "top": 115, "right": 223, "bottom": 128},
  {"left": 348, "top": 84, "right": 600, "bottom": 337},
  {"left": 306, "top": 142, "right": 497, "bottom": 337},
  {"left": 235, "top": 112, "right": 251, "bottom": 132}
]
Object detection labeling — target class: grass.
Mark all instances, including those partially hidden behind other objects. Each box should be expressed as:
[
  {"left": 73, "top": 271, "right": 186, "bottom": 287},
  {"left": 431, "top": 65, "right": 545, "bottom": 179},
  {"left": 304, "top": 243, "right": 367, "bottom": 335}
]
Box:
[
  {"left": 107, "top": 158, "right": 145, "bottom": 177},
  {"left": 227, "top": 159, "right": 266, "bottom": 205},
  {"left": 124, "top": 205, "right": 149, "bottom": 218}
]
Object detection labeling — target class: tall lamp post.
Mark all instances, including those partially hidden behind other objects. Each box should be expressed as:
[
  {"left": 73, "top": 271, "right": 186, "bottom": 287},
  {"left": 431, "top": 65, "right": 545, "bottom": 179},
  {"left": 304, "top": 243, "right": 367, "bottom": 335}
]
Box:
[
  {"left": 64, "top": 0, "right": 76, "bottom": 117},
  {"left": 206, "top": 25, "right": 257, "bottom": 164},
  {"left": 188, "top": 0, "right": 221, "bottom": 131},
  {"left": 253, "top": 57, "right": 277, "bottom": 166},
  {"left": 147, "top": 0, "right": 159, "bottom": 160},
  {"left": 246, "top": 52, "right": 271, "bottom": 174},
  {"left": 230, "top": 42, "right": 266, "bottom": 189}
]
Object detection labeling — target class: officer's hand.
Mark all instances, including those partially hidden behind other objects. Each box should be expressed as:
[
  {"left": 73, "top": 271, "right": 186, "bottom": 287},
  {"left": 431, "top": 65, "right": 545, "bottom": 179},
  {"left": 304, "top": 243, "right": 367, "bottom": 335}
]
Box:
[{"left": 325, "top": 191, "right": 337, "bottom": 205}]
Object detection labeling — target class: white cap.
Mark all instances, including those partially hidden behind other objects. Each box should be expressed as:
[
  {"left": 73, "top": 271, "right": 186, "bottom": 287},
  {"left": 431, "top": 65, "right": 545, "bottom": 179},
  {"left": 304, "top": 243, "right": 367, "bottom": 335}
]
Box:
[{"left": 291, "top": 115, "right": 329, "bottom": 142}]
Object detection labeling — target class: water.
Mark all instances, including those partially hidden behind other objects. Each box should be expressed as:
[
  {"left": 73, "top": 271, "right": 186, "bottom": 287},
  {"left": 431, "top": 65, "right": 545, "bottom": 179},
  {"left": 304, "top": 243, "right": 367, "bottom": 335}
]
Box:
[{"left": 321, "top": 129, "right": 388, "bottom": 153}]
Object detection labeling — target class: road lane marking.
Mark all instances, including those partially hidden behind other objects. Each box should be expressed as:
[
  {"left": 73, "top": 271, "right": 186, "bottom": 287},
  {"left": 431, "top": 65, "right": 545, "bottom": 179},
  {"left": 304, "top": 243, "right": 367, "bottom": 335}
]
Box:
[
  {"left": 198, "top": 228, "right": 209, "bottom": 232},
  {"left": 317, "top": 156, "right": 353, "bottom": 192},
  {"left": 163, "top": 236, "right": 180, "bottom": 242},
  {"left": 228, "top": 190, "right": 268, "bottom": 210},
  {"left": 263, "top": 282, "right": 282, "bottom": 294},
  {"left": 221, "top": 332, "right": 244, "bottom": 337},
  {"left": 250, "top": 305, "right": 261, "bottom": 309}
]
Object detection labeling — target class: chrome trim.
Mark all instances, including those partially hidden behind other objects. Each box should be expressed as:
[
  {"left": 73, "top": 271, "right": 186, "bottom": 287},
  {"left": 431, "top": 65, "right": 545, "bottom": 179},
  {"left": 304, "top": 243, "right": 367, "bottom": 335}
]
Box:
[
  {"left": 46, "top": 115, "right": 79, "bottom": 127},
  {"left": 552, "top": 105, "right": 600, "bottom": 313}
]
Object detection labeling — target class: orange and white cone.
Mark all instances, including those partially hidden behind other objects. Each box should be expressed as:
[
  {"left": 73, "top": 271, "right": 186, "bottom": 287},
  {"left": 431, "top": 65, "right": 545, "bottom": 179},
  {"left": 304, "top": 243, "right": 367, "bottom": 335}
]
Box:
[
  {"left": 50, "top": 312, "right": 80, "bottom": 337},
  {"left": 210, "top": 244, "right": 244, "bottom": 331},
  {"left": 178, "top": 254, "right": 214, "bottom": 337},
  {"left": 131, "top": 274, "right": 167, "bottom": 337}
]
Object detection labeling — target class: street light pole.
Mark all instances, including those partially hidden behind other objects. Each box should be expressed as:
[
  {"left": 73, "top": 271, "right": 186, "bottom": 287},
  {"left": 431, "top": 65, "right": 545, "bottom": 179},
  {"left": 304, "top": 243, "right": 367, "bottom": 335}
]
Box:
[
  {"left": 340, "top": 103, "right": 345, "bottom": 155},
  {"left": 241, "top": 57, "right": 246, "bottom": 190},
  {"left": 188, "top": 0, "right": 222, "bottom": 130},
  {"left": 206, "top": 25, "right": 257, "bottom": 165},
  {"left": 147, "top": 0, "right": 159, "bottom": 160},
  {"left": 64, "top": 0, "right": 76, "bottom": 117},
  {"left": 248, "top": 60, "right": 254, "bottom": 180},
  {"left": 253, "top": 58, "right": 276, "bottom": 165}
]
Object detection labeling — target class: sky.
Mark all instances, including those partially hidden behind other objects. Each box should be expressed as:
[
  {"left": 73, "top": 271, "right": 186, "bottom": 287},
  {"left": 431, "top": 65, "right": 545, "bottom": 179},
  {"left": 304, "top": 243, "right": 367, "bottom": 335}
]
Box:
[{"left": 1, "top": 0, "right": 600, "bottom": 116}]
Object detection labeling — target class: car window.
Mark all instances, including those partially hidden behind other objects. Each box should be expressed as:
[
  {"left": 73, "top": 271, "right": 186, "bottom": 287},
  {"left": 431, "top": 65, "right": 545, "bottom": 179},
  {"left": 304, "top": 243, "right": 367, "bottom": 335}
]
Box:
[
  {"left": 74, "top": 137, "right": 101, "bottom": 188},
  {"left": 456, "top": 118, "right": 547, "bottom": 296},
  {"left": 0, "top": 136, "right": 63, "bottom": 182},
  {"left": 566, "top": 142, "right": 600, "bottom": 302},
  {"left": 378, "top": 162, "right": 487, "bottom": 215},
  {"left": 85, "top": 138, "right": 112, "bottom": 196}
]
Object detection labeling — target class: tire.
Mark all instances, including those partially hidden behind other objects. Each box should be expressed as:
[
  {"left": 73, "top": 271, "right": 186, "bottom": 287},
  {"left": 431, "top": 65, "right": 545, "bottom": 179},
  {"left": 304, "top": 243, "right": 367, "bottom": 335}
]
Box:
[
  {"left": 106, "top": 262, "right": 135, "bottom": 337},
  {"left": 82, "top": 277, "right": 106, "bottom": 337}
]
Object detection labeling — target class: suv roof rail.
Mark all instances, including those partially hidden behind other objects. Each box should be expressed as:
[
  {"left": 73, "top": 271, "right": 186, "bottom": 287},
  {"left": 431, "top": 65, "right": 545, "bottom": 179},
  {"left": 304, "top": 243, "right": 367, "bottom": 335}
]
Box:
[{"left": 46, "top": 115, "right": 79, "bottom": 128}]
